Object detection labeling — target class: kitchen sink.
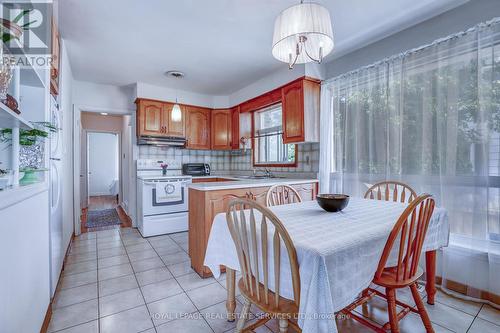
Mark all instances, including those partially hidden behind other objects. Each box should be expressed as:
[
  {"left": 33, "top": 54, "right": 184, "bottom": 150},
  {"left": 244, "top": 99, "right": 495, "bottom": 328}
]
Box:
[{"left": 234, "top": 175, "right": 285, "bottom": 179}]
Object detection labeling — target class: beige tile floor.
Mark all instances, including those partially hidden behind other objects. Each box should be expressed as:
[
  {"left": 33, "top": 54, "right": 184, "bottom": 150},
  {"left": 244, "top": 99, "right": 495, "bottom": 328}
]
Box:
[{"left": 48, "top": 228, "right": 500, "bottom": 333}]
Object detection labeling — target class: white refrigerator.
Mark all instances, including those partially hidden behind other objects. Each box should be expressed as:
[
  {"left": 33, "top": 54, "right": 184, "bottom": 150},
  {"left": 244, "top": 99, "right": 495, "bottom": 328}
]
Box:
[{"left": 49, "top": 96, "right": 63, "bottom": 296}]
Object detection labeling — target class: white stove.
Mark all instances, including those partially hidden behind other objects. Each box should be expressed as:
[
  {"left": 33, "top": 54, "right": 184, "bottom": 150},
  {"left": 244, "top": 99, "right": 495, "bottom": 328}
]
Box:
[{"left": 136, "top": 159, "right": 192, "bottom": 237}]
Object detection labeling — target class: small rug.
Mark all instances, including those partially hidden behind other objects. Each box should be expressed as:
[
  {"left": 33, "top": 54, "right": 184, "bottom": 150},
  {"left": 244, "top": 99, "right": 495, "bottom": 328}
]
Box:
[{"left": 86, "top": 208, "right": 121, "bottom": 228}]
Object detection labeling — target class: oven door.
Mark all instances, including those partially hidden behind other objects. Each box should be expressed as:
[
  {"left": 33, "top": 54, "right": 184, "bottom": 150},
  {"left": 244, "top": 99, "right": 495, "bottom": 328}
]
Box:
[{"left": 142, "top": 179, "right": 189, "bottom": 216}]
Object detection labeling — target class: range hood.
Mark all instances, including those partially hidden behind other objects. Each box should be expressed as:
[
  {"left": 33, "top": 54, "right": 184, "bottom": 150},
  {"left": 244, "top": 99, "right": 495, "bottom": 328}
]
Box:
[{"left": 138, "top": 136, "right": 187, "bottom": 147}]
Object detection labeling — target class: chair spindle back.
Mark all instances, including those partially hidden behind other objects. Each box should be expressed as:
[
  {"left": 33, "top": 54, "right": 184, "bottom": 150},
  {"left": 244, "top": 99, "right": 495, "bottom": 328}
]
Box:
[
  {"left": 364, "top": 181, "right": 417, "bottom": 203},
  {"left": 266, "top": 184, "right": 302, "bottom": 207},
  {"left": 226, "top": 198, "right": 300, "bottom": 308},
  {"left": 375, "top": 194, "right": 435, "bottom": 282}
]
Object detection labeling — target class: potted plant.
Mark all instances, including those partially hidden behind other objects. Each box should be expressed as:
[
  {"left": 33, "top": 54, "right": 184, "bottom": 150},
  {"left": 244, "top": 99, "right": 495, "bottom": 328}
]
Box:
[
  {"left": 0, "top": 122, "right": 58, "bottom": 185},
  {"left": 0, "top": 121, "right": 58, "bottom": 146}
]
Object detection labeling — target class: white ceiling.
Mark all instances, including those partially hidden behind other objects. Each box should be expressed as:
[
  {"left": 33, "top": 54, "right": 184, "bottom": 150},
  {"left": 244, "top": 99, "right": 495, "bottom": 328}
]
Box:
[{"left": 59, "top": 0, "right": 467, "bottom": 95}]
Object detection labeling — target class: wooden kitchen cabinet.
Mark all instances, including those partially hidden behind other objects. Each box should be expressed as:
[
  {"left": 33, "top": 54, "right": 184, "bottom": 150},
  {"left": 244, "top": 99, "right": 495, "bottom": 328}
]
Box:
[
  {"left": 211, "top": 108, "right": 232, "bottom": 150},
  {"left": 281, "top": 77, "right": 320, "bottom": 143},
  {"left": 185, "top": 106, "right": 211, "bottom": 149},
  {"left": 230, "top": 106, "right": 240, "bottom": 149},
  {"left": 164, "top": 102, "right": 186, "bottom": 137},
  {"left": 136, "top": 99, "right": 164, "bottom": 136},
  {"left": 136, "top": 99, "right": 186, "bottom": 137},
  {"left": 188, "top": 181, "right": 318, "bottom": 277}
]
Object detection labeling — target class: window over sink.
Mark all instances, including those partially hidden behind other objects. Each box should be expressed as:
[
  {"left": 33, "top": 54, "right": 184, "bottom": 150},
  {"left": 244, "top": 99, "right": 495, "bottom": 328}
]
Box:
[{"left": 253, "top": 104, "right": 296, "bottom": 166}]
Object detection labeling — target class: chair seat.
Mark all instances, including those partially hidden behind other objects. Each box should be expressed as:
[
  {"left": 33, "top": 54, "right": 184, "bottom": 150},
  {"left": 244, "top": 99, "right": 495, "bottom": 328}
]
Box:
[
  {"left": 238, "top": 277, "right": 299, "bottom": 316},
  {"left": 373, "top": 266, "right": 424, "bottom": 288}
]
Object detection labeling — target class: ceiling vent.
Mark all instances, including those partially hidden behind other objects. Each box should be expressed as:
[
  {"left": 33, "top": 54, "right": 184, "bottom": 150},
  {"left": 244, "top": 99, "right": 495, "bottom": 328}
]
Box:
[{"left": 165, "top": 70, "right": 185, "bottom": 78}]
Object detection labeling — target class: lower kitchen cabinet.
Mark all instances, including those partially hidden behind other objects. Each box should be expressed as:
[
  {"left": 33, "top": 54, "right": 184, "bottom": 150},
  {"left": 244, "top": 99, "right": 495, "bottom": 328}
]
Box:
[{"left": 188, "top": 181, "right": 318, "bottom": 277}]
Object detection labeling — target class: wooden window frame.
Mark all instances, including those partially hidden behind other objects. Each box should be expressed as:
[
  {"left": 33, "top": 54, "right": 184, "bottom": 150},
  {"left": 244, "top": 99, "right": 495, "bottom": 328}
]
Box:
[{"left": 251, "top": 104, "right": 298, "bottom": 168}]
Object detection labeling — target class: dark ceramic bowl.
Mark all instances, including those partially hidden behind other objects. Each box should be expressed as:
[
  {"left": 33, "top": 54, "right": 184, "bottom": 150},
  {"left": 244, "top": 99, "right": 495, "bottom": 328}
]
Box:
[{"left": 316, "top": 194, "right": 350, "bottom": 212}]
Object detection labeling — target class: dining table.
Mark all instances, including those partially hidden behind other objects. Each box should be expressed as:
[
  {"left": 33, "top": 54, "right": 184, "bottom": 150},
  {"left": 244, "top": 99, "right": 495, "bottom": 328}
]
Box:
[{"left": 204, "top": 197, "right": 449, "bottom": 333}]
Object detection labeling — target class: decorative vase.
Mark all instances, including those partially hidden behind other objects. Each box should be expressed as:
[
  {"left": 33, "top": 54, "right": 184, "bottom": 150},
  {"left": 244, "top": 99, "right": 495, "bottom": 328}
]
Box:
[
  {"left": 0, "top": 19, "right": 22, "bottom": 101},
  {"left": 20, "top": 169, "right": 38, "bottom": 185},
  {"left": 0, "top": 45, "right": 13, "bottom": 101},
  {"left": 4, "top": 94, "right": 19, "bottom": 113}
]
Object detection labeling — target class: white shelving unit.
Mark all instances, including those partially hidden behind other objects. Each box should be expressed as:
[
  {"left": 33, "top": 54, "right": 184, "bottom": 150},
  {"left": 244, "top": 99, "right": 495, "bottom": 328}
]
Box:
[
  {"left": 0, "top": 42, "right": 49, "bottom": 199},
  {"left": 0, "top": 101, "right": 34, "bottom": 130}
]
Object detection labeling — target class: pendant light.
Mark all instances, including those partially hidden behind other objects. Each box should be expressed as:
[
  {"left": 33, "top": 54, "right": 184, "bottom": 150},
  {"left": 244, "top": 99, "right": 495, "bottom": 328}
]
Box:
[
  {"left": 272, "top": 0, "right": 334, "bottom": 69},
  {"left": 165, "top": 70, "right": 184, "bottom": 122},
  {"left": 171, "top": 99, "right": 182, "bottom": 122}
]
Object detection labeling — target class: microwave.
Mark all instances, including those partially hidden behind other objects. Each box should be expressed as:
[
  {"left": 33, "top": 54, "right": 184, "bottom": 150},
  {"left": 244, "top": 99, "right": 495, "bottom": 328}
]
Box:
[{"left": 182, "top": 163, "right": 211, "bottom": 176}]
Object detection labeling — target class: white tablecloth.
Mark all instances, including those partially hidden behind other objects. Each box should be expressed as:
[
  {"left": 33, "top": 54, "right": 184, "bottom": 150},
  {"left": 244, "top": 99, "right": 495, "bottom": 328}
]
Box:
[{"left": 204, "top": 197, "right": 449, "bottom": 333}]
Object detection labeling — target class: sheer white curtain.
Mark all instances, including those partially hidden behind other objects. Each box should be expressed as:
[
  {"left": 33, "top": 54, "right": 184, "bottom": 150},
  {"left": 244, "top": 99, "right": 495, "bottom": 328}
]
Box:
[{"left": 320, "top": 18, "right": 500, "bottom": 304}]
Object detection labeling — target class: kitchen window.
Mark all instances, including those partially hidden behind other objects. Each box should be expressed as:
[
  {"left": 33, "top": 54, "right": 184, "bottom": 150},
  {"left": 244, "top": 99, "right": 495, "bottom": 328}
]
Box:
[{"left": 253, "top": 104, "right": 296, "bottom": 166}]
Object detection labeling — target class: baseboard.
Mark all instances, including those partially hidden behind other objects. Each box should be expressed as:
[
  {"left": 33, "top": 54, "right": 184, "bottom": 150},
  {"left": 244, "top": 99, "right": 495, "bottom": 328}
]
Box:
[
  {"left": 40, "top": 232, "right": 75, "bottom": 332},
  {"left": 436, "top": 276, "right": 500, "bottom": 305},
  {"left": 89, "top": 192, "right": 113, "bottom": 196},
  {"left": 40, "top": 303, "right": 52, "bottom": 333}
]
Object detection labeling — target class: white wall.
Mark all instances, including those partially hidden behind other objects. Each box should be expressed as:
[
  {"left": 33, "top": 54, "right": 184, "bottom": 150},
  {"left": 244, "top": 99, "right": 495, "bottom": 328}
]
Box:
[
  {"left": 73, "top": 80, "right": 135, "bottom": 114},
  {"left": 88, "top": 132, "right": 119, "bottom": 196},
  {"left": 227, "top": 65, "right": 306, "bottom": 107},
  {"left": 0, "top": 191, "right": 50, "bottom": 333},
  {"left": 136, "top": 82, "right": 216, "bottom": 108},
  {"left": 324, "top": 0, "right": 500, "bottom": 78}
]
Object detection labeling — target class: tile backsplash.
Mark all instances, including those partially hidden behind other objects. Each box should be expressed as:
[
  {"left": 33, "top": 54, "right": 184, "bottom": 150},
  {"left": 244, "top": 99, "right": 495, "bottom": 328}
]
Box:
[
  {"left": 138, "top": 146, "right": 233, "bottom": 171},
  {"left": 138, "top": 143, "right": 319, "bottom": 177}
]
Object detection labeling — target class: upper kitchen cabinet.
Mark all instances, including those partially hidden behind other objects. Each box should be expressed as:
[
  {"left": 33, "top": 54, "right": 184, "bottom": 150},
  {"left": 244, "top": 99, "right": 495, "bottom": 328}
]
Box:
[
  {"left": 164, "top": 102, "right": 186, "bottom": 137},
  {"left": 230, "top": 106, "right": 240, "bottom": 149},
  {"left": 136, "top": 99, "right": 163, "bottom": 136},
  {"left": 136, "top": 99, "right": 186, "bottom": 137},
  {"left": 211, "top": 108, "right": 232, "bottom": 150},
  {"left": 50, "top": 17, "right": 60, "bottom": 96},
  {"left": 281, "top": 77, "right": 320, "bottom": 143},
  {"left": 239, "top": 88, "right": 281, "bottom": 113},
  {"left": 186, "top": 106, "right": 211, "bottom": 149}
]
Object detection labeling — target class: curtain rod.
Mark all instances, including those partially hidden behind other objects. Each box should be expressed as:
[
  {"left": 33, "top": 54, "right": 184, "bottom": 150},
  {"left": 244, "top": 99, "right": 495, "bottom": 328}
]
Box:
[{"left": 322, "top": 16, "right": 500, "bottom": 85}]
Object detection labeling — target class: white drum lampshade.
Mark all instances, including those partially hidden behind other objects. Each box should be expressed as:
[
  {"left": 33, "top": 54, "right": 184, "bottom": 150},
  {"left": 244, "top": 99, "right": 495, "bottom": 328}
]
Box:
[{"left": 272, "top": 2, "right": 334, "bottom": 68}]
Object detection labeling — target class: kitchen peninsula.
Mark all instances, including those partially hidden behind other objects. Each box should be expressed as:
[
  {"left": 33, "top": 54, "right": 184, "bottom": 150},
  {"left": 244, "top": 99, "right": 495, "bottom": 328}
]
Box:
[{"left": 188, "top": 177, "right": 318, "bottom": 277}]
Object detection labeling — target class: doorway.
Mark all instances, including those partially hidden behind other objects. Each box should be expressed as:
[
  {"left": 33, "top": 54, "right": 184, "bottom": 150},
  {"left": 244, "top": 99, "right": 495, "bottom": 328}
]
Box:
[
  {"left": 78, "top": 111, "right": 133, "bottom": 233},
  {"left": 87, "top": 132, "right": 119, "bottom": 210}
]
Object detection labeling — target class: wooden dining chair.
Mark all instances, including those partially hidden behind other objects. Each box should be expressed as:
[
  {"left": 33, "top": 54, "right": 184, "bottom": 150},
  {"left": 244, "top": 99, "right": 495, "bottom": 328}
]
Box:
[
  {"left": 226, "top": 198, "right": 301, "bottom": 333},
  {"left": 341, "top": 193, "right": 436, "bottom": 333},
  {"left": 364, "top": 181, "right": 417, "bottom": 203},
  {"left": 266, "top": 184, "right": 302, "bottom": 207}
]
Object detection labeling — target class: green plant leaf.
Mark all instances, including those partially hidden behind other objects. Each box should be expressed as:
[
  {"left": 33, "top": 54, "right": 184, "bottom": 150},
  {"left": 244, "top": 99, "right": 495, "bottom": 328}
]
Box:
[
  {"left": 13, "top": 9, "right": 32, "bottom": 23},
  {"left": 21, "top": 20, "right": 37, "bottom": 29},
  {"left": 2, "top": 33, "right": 14, "bottom": 43}
]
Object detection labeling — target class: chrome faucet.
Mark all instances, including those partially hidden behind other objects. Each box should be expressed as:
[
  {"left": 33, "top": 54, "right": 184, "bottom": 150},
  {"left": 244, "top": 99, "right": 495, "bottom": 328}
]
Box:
[{"left": 263, "top": 168, "right": 273, "bottom": 178}]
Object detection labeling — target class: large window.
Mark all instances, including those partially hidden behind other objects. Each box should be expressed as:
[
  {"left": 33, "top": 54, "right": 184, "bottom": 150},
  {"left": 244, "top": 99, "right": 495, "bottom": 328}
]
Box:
[{"left": 253, "top": 104, "right": 296, "bottom": 166}]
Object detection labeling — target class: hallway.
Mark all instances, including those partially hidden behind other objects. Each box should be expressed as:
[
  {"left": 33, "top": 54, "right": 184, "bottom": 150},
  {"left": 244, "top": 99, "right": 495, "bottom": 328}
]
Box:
[{"left": 81, "top": 196, "right": 131, "bottom": 233}]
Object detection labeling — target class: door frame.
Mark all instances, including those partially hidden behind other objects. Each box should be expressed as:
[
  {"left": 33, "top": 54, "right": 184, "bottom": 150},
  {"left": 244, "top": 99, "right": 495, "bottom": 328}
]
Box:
[
  {"left": 72, "top": 105, "right": 133, "bottom": 235},
  {"left": 85, "top": 130, "right": 122, "bottom": 206}
]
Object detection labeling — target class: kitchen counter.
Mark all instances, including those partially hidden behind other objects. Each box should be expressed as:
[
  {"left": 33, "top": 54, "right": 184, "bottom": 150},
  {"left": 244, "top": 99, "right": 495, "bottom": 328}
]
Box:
[
  {"left": 188, "top": 177, "right": 318, "bottom": 191},
  {"left": 188, "top": 177, "right": 318, "bottom": 277},
  {"left": 190, "top": 175, "right": 239, "bottom": 180}
]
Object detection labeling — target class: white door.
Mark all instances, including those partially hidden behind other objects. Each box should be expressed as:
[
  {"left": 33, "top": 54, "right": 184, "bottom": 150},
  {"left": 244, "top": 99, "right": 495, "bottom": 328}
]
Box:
[{"left": 87, "top": 132, "right": 119, "bottom": 197}]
